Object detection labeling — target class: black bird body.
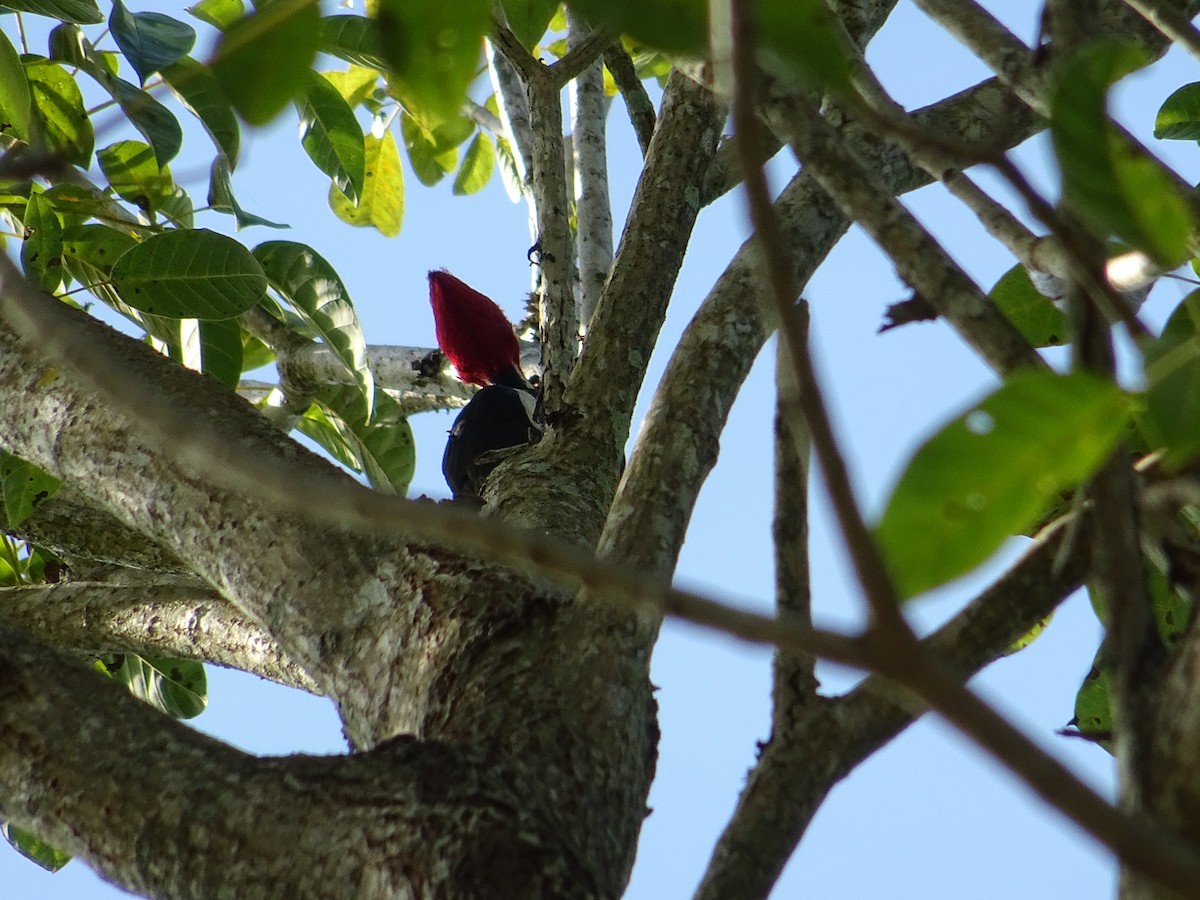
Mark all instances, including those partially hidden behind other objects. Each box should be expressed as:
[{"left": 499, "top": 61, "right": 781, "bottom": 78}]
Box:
[{"left": 442, "top": 385, "right": 540, "bottom": 502}]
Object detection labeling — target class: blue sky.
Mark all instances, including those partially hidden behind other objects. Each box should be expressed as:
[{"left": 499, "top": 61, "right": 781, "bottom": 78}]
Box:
[{"left": 7, "top": 1, "right": 1199, "bottom": 897}]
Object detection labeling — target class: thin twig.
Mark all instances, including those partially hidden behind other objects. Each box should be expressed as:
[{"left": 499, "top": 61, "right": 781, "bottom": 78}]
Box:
[{"left": 603, "top": 44, "right": 656, "bottom": 157}]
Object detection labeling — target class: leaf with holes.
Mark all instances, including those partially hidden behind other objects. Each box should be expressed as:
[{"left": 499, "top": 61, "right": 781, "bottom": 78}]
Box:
[
  {"left": 875, "top": 370, "right": 1131, "bottom": 599},
  {"left": 254, "top": 240, "right": 373, "bottom": 418},
  {"left": 111, "top": 228, "right": 266, "bottom": 319},
  {"left": 0, "top": 450, "right": 61, "bottom": 528},
  {"left": 20, "top": 192, "right": 64, "bottom": 294}
]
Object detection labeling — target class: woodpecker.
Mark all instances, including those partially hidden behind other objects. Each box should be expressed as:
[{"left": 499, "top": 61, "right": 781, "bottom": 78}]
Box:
[{"left": 429, "top": 271, "right": 541, "bottom": 502}]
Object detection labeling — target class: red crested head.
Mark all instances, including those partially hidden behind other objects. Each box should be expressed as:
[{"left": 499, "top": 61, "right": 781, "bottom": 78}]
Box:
[{"left": 428, "top": 270, "right": 522, "bottom": 387}]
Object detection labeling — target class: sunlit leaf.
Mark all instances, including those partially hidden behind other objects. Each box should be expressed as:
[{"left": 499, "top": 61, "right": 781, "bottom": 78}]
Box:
[
  {"left": 211, "top": 0, "right": 320, "bottom": 126},
  {"left": 296, "top": 70, "right": 365, "bottom": 203},
  {"left": 876, "top": 371, "right": 1132, "bottom": 599},
  {"left": 1, "top": 823, "right": 70, "bottom": 873},
  {"left": 0, "top": 450, "right": 61, "bottom": 527},
  {"left": 1155, "top": 82, "right": 1200, "bottom": 141},
  {"left": 254, "top": 240, "right": 373, "bottom": 417},
  {"left": 321, "top": 65, "right": 379, "bottom": 107},
  {"left": 24, "top": 60, "right": 93, "bottom": 166},
  {"left": 97, "top": 139, "right": 176, "bottom": 212},
  {"left": 299, "top": 385, "right": 414, "bottom": 492},
  {"left": 187, "top": 0, "right": 244, "bottom": 31},
  {"left": 453, "top": 131, "right": 494, "bottom": 195},
  {"left": 111, "top": 228, "right": 267, "bottom": 319},
  {"left": 0, "top": 28, "right": 32, "bottom": 141},
  {"left": 329, "top": 129, "right": 403, "bottom": 237}
]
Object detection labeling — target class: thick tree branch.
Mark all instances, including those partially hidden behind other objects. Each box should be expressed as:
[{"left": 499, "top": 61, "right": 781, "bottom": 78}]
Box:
[
  {"left": 0, "top": 622, "right": 587, "bottom": 898},
  {"left": 1123, "top": 0, "right": 1200, "bottom": 60},
  {"left": 0, "top": 580, "right": 316, "bottom": 691}
]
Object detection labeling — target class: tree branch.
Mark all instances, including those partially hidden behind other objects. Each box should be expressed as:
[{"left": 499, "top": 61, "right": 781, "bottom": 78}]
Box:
[
  {"left": 698, "top": 519, "right": 1088, "bottom": 899},
  {"left": 568, "top": 10, "right": 615, "bottom": 324},
  {"left": 603, "top": 43, "right": 656, "bottom": 157},
  {"left": 0, "top": 580, "right": 316, "bottom": 692}
]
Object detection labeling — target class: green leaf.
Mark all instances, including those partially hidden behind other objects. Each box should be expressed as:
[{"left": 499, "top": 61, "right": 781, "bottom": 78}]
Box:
[
  {"left": 374, "top": 0, "right": 490, "bottom": 124},
  {"left": 108, "top": 76, "right": 183, "bottom": 165},
  {"left": 0, "top": 450, "right": 61, "bottom": 527},
  {"left": 876, "top": 370, "right": 1132, "bottom": 599},
  {"left": 1072, "top": 651, "right": 1113, "bottom": 752},
  {"left": 48, "top": 22, "right": 91, "bottom": 68},
  {"left": 453, "top": 131, "right": 494, "bottom": 195},
  {"left": 757, "top": 0, "right": 854, "bottom": 96},
  {"left": 61, "top": 223, "right": 136, "bottom": 284},
  {"left": 1004, "top": 615, "right": 1052, "bottom": 656},
  {"left": 1051, "top": 41, "right": 1193, "bottom": 268},
  {"left": 988, "top": 264, "right": 1068, "bottom": 348},
  {"left": 253, "top": 240, "right": 374, "bottom": 417},
  {"left": 211, "top": 0, "right": 320, "bottom": 126},
  {"left": 399, "top": 112, "right": 462, "bottom": 186},
  {"left": 0, "top": 28, "right": 32, "bottom": 141},
  {"left": 329, "top": 129, "right": 403, "bottom": 237},
  {"left": 296, "top": 70, "right": 365, "bottom": 204},
  {"left": 207, "top": 153, "right": 288, "bottom": 229},
  {"left": 500, "top": 0, "right": 558, "bottom": 48},
  {"left": 24, "top": 60, "right": 93, "bottom": 166},
  {"left": 20, "top": 191, "right": 64, "bottom": 294},
  {"left": 299, "top": 385, "right": 415, "bottom": 493},
  {"left": 566, "top": 0, "right": 705, "bottom": 54},
  {"left": 0, "top": 0, "right": 102, "bottom": 24},
  {"left": 109, "top": 0, "right": 196, "bottom": 84},
  {"left": 1, "top": 823, "right": 70, "bottom": 873},
  {"left": 1155, "top": 82, "right": 1200, "bottom": 141},
  {"left": 97, "top": 139, "right": 176, "bottom": 211},
  {"left": 318, "top": 15, "right": 387, "bottom": 70},
  {"left": 161, "top": 56, "right": 240, "bottom": 166},
  {"left": 111, "top": 228, "right": 267, "bottom": 319},
  {"left": 102, "top": 654, "right": 207, "bottom": 719},
  {"left": 196, "top": 316, "right": 244, "bottom": 388},
  {"left": 187, "top": 0, "right": 244, "bottom": 31},
  {"left": 321, "top": 65, "right": 379, "bottom": 108},
  {"left": 1141, "top": 290, "right": 1200, "bottom": 467}
]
